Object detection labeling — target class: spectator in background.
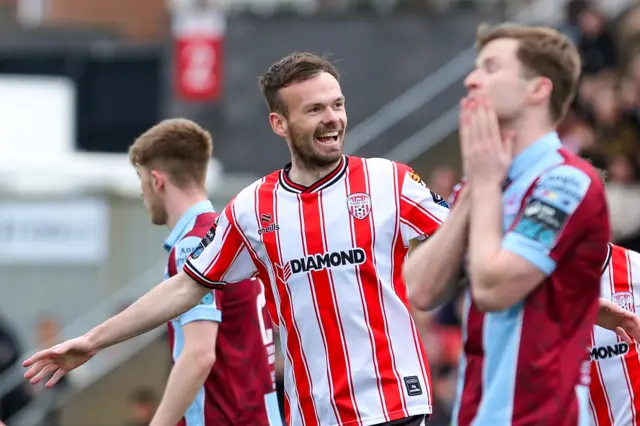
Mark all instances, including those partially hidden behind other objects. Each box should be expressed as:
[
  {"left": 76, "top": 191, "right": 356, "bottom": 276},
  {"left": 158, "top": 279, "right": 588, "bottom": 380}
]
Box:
[
  {"left": 577, "top": 4, "right": 617, "bottom": 76},
  {"left": 126, "top": 388, "right": 158, "bottom": 426},
  {"left": 562, "top": 0, "right": 591, "bottom": 44},
  {"left": 428, "top": 165, "right": 457, "bottom": 202}
]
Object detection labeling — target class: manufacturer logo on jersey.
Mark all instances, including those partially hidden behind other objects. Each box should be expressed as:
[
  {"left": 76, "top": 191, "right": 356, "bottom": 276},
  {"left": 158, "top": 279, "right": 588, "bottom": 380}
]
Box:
[
  {"left": 258, "top": 213, "right": 279, "bottom": 235},
  {"left": 612, "top": 292, "right": 634, "bottom": 312},
  {"left": 589, "top": 342, "right": 629, "bottom": 361},
  {"left": 277, "top": 248, "right": 367, "bottom": 281},
  {"left": 258, "top": 223, "right": 280, "bottom": 235},
  {"left": 347, "top": 193, "right": 371, "bottom": 220}
]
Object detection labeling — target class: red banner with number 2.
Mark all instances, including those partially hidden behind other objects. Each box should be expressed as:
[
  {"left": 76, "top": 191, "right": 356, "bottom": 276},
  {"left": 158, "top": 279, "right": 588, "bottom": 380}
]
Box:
[{"left": 173, "top": 9, "right": 225, "bottom": 102}]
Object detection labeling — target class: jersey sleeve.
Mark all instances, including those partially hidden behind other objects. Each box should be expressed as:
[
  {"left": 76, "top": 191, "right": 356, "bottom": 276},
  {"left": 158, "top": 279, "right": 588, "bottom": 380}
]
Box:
[
  {"left": 448, "top": 179, "right": 466, "bottom": 207},
  {"left": 173, "top": 236, "right": 223, "bottom": 324},
  {"left": 183, "top": 202, "right": 258, "bottom": 289},
  {"left": 398, "top": 166, "right": 450, "bottom": 246},
  {"left": 502, "top": 164, "right": 599, "bottom": 276}
]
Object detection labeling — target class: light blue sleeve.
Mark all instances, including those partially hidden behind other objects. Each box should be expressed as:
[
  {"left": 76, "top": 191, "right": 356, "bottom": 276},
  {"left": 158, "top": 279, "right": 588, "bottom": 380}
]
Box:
[
  {"left": 502, "top": 164, "right": 592, "bottom": 276},
  {"left": 175, "top": 236, "right": 222, "bottom": 325}
]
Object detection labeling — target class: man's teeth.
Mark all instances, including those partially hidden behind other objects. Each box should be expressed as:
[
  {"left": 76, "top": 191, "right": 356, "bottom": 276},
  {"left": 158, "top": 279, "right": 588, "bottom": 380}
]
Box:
[{"left": 316, "top": 131, "right": 339, "bottom": 138}]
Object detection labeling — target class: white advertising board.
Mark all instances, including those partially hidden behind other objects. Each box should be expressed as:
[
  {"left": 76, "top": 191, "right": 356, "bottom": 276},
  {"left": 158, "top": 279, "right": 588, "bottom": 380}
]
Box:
[{"left": 0, "top": 199, "right": 109, "bottom": 264}]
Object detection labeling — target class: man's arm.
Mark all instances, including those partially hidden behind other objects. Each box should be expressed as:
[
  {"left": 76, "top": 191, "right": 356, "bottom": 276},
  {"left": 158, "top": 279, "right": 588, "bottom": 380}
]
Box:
[
  {"left": 467, "top": 180, "right": 545, "bottom": 311},
  {"left": 467, "top": 165, "right": 596, "bottom": 312},
  {"left": 151, "top": 320, "right": 219, "bottom": 426},
  {"left": 86, "top": 272, "right": 208, "bottom": 351},
  {"left": 405, "top": 186, "right": 470, "bottom": 311},
  {"left": 151, "top": 235, "right": 224, "bottom": 426}
]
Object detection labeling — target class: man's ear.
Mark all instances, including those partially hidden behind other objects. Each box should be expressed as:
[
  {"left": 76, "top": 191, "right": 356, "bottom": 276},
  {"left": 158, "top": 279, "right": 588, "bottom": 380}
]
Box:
[
  {"left": 150, "top": 169, "right": 165, "bottom": 192},
  {"left": 269, "top": 112, "right": 288, "bottom": 139}
]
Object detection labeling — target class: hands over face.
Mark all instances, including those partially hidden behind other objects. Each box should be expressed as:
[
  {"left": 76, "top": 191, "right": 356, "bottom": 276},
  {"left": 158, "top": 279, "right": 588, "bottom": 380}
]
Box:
[{"left": 459, "top": 97, "right": 514, "bottom": 187}]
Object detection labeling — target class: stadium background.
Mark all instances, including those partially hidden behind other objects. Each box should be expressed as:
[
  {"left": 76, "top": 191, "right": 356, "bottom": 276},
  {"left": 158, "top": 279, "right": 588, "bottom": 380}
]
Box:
[{"left": 0, "top": 0, "right": 639, "bottom": 424}]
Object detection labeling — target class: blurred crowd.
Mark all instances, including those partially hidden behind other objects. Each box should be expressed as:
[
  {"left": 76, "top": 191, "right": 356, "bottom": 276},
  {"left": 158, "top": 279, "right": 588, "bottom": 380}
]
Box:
[{"left": 558, "top": 0, "right": 640, "bottom": 251}]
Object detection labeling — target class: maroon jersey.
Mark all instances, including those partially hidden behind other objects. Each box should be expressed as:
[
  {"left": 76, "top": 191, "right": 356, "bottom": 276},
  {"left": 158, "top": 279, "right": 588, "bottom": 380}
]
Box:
[
  {"left": 164, "top": 201, "right": 280, "bottom": 425},
  {"left": 451, "top": 134, "right": 609, "bottom": 425}
]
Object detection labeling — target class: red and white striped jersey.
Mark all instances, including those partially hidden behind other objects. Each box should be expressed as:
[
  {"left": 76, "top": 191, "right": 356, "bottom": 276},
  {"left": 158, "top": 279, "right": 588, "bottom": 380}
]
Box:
[
  {"left": 589, "top": 243, "right": 640, "bottom": 425},
  {"left": 184, "top": 156, "right": 450, "bottom": 426}
]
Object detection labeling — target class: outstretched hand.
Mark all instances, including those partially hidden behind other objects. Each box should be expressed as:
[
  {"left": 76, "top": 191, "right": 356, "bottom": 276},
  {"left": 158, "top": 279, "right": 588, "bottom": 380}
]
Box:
[
  {"left": 23, "top": 335, "right": 97, "bottom": 388},
  {"left": 597, "top": 298, "right": 640, "bottom": 344}
]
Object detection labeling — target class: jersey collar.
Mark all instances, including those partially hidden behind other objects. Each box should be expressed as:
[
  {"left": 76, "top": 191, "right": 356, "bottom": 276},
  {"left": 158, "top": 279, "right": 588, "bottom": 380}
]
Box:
[
  {"left": 279, "top": 155, "right": 348, "bottom": 194},
  {"left": 508, "top": 131, "right": 562, "bottom": 181},
  {"left": 163, "top": 200, "right": 215, "bottom": 252}
]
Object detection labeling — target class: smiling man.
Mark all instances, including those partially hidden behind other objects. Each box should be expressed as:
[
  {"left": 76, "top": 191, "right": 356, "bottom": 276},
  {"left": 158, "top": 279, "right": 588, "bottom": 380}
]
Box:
[{"left": 23, "top": 52, "right": 450, "bottom": 426}]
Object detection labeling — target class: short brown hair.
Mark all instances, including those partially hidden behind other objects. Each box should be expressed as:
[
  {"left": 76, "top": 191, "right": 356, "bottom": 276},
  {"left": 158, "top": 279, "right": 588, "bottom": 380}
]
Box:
[
  {"left": 128, "top": 118, "right": 212, "bottom": 187},
  {"left": 477, "top": 23, "right": 582, "bottom": 123},
  {"left": 259, "top": 52, "right": 340, "bottom": 115}
]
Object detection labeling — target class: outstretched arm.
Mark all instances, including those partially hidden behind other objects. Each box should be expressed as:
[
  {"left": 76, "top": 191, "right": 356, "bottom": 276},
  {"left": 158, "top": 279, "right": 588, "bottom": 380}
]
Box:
[
  {"left": 23, "top": 272, "right": 209, "bottom": 387},
  {"left": 86, "top": 272, "right": 208, "bottom": 350}
]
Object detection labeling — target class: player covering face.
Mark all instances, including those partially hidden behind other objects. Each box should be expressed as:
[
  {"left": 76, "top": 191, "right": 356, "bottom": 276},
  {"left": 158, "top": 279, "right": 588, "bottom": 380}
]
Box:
[{"left": 404, "top": 23, "right": 640, "bottom": 426}]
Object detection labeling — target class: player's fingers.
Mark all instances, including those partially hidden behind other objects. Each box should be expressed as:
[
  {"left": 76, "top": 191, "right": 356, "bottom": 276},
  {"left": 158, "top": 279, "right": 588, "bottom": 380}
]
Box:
[
  {"left": 46, "top": 368, "right": 67, "bottom": 388},
  {"left": 24, "top": 359, "right": 50, "bottom": 380},
  {"left": 467, "top": 98, "right": 482, "bottom": 150},
  {"left": 483, "top": 100, "right": 503, "bottom": 150},
  {"left": 30, "top": 363, "right": 58, "bottom": 385},
  {"left": 23, "top": 348, "right": 56, "bottom": 367},
  {"left": 459, "top": 99, "right": 472, "bottom": 155},
  {"left": 616, "top": 327, "right": 632, "bottom": 345},
  {"left": 475, "top": 98, "right": 493, "bottom": 146}
]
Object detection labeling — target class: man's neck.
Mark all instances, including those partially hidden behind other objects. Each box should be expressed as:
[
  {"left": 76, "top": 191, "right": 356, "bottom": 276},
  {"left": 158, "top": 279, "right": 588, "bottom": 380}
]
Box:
[
  {"left": 165, "top": 189, "right": 209, "bottom": 231},
  {"left": 287, "top": 157, "right": 342, "bottom": 187},
  {"left": 505, "top": 116, "right": 555, "bottom": 158}
]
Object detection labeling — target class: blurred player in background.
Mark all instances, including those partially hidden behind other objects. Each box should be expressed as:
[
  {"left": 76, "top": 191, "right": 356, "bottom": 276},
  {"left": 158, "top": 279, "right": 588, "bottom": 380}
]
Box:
[
  {"left": 404, "top": 23, "right": 614, "bottom": 425},
  {"left": 128, "top": 119, "right": 281, "bottom": 426},
  {"left": 590, "top": 243, "right": 640, "bottom": 425},
  {"left": 24, "top": 52, "right": 450, "bottom": 426}
]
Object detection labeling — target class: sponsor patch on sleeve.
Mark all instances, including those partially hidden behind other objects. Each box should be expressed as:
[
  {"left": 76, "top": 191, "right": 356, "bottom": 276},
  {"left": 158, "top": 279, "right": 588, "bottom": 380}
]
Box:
[
  {"left": 190, "top": 219, "right": 218, "bottom": 261},
  {"left": 512, "top": 165, "right": 591, "bottom": 249}
]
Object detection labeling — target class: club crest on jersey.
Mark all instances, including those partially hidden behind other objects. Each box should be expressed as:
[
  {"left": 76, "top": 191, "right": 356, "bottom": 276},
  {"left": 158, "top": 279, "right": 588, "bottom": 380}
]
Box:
[
  {"left": 612, "top": 292, "right": 634, "bottom": 312},
  {"left": 347, "top": 192, "right": 372, "bottom": 220}
]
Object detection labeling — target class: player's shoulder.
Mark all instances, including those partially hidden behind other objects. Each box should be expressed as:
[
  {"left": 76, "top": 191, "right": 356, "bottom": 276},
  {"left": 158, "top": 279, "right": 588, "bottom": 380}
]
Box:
[
  {"left": 358, "top": 156, "right": 410, "bottom": 171},
  {"left": 531, "top": 152, "right": 606, "bottom": 216},
  {"left": 184, "top": 211, "right": 219, "bottom": 240},
  {"left": 536, "top": 152, "right": 604, "bottom": 196},
  {"left": 546, "top": 148, "right": 605, "bottom": 188},
  {"left": 223, "top": 176, "right": 269, "bottom": 214},
  {"left": 357, "top": 156, "right": 420, "bottom": 183}
]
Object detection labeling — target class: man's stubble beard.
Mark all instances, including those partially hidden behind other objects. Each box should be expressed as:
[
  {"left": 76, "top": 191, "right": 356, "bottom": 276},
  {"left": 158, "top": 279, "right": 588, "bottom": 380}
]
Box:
[{"left": 289, "top": 123, "right": 344, "bottom": 171}]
